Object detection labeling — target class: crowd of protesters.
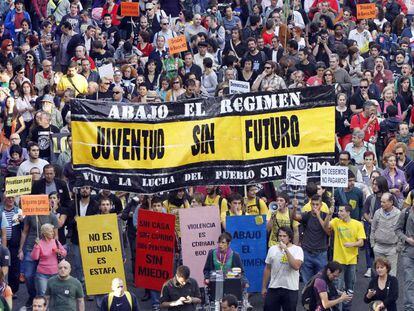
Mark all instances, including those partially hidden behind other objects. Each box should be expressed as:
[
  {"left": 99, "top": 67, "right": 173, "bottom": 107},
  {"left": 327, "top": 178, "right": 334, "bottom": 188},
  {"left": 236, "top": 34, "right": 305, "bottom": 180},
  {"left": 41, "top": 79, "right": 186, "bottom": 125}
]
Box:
[{"left": 1, "top": 0, "right": 414, "bottom": 310}]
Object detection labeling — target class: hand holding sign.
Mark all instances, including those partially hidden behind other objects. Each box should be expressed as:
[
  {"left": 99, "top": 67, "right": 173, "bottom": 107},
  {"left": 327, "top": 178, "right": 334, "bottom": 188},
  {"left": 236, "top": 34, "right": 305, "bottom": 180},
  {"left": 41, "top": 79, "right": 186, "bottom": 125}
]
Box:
[{"left": 168, "top": 35, "right": 188, "bottom": 55}]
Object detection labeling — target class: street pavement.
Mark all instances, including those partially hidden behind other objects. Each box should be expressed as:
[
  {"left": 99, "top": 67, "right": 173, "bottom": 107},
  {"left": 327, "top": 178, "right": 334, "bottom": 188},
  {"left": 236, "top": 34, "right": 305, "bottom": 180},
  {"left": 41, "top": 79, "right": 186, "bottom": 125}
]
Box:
[{"left": 13, "top": 248, "right": 405, "bottom": 310}]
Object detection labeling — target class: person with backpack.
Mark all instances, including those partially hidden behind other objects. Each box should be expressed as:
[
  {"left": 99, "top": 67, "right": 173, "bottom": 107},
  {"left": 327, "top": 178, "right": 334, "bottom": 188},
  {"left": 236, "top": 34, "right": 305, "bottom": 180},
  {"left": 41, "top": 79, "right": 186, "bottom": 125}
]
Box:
[
  {"left": 221, "top": 192, "right": 247, "bottom": 230},
  {"left": 302, "top": 261, "right": 351, "bottom": 311},
  {"left": 244, "top": 184, "right": 268, "bottom": 216},
  {"left": 267, "top": 192, "right": 299, "bottom": 247},
  {"left": 395, "top": 199, "right": 414, "bottom": 311},
  {"left": 292, "top": 194, "right": 332, "bottom": 284},
  {"left": 100, "top": 278, "right": 139, "bottom": 311}
]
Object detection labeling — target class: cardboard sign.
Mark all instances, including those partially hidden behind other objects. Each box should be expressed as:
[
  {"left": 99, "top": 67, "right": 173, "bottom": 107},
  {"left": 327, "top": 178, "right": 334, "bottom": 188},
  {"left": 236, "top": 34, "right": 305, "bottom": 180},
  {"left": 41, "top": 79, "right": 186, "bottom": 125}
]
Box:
[
  {"left": 226, "top": 215, "right": 267, "bottom": 292},
  {"left": 21, "top": 195, "right": 49, "bottom": 215},
  {"left": 168, "top": 35, "right": 188, "bottom": 55},
  {"left": 179, "top": 207, "right": 221, "bottom": 286},
  {"left": 135, "top": 210, "right": 175, "bottom": 291},
  {"left": 98, "top": 63, "right": 115, "bottom": 79},
  {"left": 77, "top": 214, "right": 126, "bottom": 295},
  {"left": 5, "top": 175, "right": 32, "bottom": 197},
  {"left": 121, "top": 2, "right": 140, "bottom": 17},
  {"left": 286, "top": 155, "right": 308, "bottom": 186},
  {"left": 320, "top": 166, "right": 348, "bottom": 188},
  {"left": 229, "top": 80, "right": 250, "bottom": 94},
  {"left": 356, "top": 3, "right": 376, "bottom": 19}
]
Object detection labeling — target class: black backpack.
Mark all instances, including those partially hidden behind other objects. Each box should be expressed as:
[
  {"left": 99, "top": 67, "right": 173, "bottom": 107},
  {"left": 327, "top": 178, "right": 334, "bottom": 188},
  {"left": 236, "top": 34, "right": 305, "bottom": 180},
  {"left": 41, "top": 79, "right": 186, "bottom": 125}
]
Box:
[{"left": 301, "top": 276, "right": 317, "bottom": 311}]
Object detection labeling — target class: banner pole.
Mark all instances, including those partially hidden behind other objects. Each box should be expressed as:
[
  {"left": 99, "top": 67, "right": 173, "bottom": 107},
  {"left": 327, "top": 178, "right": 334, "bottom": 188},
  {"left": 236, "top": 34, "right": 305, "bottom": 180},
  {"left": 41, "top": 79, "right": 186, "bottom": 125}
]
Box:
[
  {"left": 36, "top": 216, "right": 39, "bottom": 239},
  {"left": 74, "top": 188, "right": 79, "bottom": 217}
]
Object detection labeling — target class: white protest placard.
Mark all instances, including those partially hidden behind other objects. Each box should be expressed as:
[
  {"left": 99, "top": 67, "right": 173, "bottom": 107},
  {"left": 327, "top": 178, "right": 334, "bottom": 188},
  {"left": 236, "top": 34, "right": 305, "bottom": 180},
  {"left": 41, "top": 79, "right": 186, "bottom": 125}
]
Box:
[
  {"left": 320, "top": 166, "right": 348, "bottom": 188},
  {"left": 286, "top": 155, "right": 308, "bottom": 186},
  {"left": 229, "top": 80, "right": 250, "bottom": 94},
  {"left": 98, "top": 63, "right": 115, "bottom": 79}
]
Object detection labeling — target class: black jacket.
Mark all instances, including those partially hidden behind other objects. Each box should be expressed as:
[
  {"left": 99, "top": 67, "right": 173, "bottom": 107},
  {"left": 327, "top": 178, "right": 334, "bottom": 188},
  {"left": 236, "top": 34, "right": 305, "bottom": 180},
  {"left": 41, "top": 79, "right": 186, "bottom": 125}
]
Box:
[
  {"left": 364, "top": 275, "right": 398, "bottom": 311},
  {"left": 32, "top": 178, "right": 71, "bottom": 208}
]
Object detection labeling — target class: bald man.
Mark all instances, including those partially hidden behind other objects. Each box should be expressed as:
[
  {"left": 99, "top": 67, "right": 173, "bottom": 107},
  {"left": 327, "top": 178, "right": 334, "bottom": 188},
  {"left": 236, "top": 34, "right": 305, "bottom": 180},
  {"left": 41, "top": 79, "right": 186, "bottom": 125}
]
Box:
[
  {"left": 100, "top": 278, "right": 139, "bottom": 311},
  {"left": 35, "top": 60, "right": 55, "bottom": 96}
]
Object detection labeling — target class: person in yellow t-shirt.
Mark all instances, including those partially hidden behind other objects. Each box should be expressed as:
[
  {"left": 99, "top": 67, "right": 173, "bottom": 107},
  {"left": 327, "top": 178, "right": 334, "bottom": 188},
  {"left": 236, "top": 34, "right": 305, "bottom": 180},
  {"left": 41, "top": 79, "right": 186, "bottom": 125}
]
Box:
[
  {"left": 221, "top": 192, "right": 248, "bottom": 230},
  {"left": 163, "top": 189, "right": 190, "bottom": 237},
  {"left": 244, "top": 185, "right": 268, "bottom": 215},
  {"left": 267, "top": 192, "right": 299, "bottom": 247},
  {"left": 204, "top": 186, "right": 228, "bottom": 214},
  {"left": 329, "top": 204, "right": 365, "bottom": 308},
  {"left": 56, "top": 62, "right": 88, "bottom": 96}
]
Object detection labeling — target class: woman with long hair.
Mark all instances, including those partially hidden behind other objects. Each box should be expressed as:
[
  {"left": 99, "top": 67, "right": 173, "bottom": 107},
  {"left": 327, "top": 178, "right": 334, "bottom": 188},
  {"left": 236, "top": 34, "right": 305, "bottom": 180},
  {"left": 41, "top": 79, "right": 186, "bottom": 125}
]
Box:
[
  {"left": 376, "top": 22, "right": 398, "bottom": 61},
  {"left": 0, "top": 39, "right": 15, "bottom": 65},
  {"left": 15, "top": 81, "right": 37, "bottom": 144},
  {"left": 137, "top": 30, "right": 154, "bottom": 58},
  {"left": 364, "top": 258, "right": 398, "bottom": 311},
  {"left": 379, "top": 86, "right": 404, "bottom": 120},
  {"left": 335, "top": 93, "right": 352, "bottom": 150},
  {"left": 165, "top": 76, "right": 185, "bottom": 101},
  {"left": 31, "top": 223, "right": 67, "bottom": 295},
  {"left": 397, "top": 76, "right": 413, "bottom": 123},
  {"left": 121, "top": 64, "right": 137, "bottom": 98},
  {"left": 347, "top": 46, "right": 364, "bottom": 89},
  {"left": 238, "top": 58, "right": 258, "bottom": 87},
  {"left": 157, "top": 77, "right": 169, "bottom": 102},
  {"left": 223, "top": 27, "right": 246, "bottom": 61},
  {"left": 322, "top": 69, "right": 342, "bottom": 94},
  {"left": 24, "top": 51, "right": 40, "bottom": 83},
  {"left": 262, "top": 19, "right": 275, "bottom": 47},
  {"left": 144, "top": 59, "right": 160, "bottom": 91},
  {"left": 1, "top": 96, "right": 25, "bottom": 139}
]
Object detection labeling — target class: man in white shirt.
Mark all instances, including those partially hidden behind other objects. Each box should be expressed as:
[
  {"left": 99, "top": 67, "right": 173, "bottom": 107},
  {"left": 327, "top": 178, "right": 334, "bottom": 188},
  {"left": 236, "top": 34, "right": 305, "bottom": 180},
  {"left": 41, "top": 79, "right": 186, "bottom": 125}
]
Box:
[
  {"left": 262, "top": 226, "right": 303, "bottom": 311},
  {"left": 348, "top": 19, "right": 372, "bottom": 55},
  {"left": 17, "top": 142, "right": 49, "bottom": 176}
]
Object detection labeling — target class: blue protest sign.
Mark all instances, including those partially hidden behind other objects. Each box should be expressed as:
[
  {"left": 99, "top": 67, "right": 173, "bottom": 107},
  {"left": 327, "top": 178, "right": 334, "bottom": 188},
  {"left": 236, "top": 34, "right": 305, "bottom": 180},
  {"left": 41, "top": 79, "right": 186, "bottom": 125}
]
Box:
[{"left": 226, "top": 215, "right": 267, "bottom": 293}]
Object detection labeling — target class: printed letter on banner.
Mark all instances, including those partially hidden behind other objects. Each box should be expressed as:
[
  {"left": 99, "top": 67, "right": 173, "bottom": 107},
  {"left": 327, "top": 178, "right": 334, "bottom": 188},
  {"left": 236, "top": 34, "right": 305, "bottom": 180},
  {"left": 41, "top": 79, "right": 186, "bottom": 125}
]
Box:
[
  {"left": 226, "top": 215, "right": 267, "bottom": 292},
  {"left": 77, "top": 214, "right": 126, "bottom": 295},
  {"left": 135, "top": 210, "right": 175, "bottom": 291},
  {"left": 179, "top": 206, "right": 221, "bottom": 286}
]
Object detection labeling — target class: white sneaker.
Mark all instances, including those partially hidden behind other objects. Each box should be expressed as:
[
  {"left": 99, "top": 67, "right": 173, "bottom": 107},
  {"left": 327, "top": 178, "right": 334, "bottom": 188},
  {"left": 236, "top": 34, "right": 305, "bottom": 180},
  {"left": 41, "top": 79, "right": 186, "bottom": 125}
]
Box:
[{"left": 364, "top": 268, "right": 372, "bottom": 278}]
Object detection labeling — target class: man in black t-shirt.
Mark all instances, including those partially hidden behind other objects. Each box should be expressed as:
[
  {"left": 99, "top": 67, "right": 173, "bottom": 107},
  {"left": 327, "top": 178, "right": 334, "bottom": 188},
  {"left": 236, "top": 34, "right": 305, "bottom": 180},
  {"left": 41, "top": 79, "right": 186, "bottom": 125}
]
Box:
[
  {"left": 30, "top": 111, "right": 59, "bottom": 161},
  {"left": 101, "top": 278, "right": 139, "bottom": 311},
  {"left": 296, "top": 48, "right": 316, "bottom": 82},
  {"left": 242, "top": 37, "right": 267, "bottom": 73},
  {"left": 292, "top": 194, "right": 332, "bottom": 284}
]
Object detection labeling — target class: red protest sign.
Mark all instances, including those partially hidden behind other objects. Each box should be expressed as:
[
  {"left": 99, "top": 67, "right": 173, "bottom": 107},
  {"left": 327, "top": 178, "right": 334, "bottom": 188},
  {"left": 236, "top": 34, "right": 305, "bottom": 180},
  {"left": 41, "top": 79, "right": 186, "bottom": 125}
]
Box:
[
  {"left": 135, "top": 210, "right": 175, "bottom": 291},
  {"left": 356, "top": 3, "right": 376, "bottom": 20},
  {"left": 121, "top": 2, "right": 140, "bottom": 17}
]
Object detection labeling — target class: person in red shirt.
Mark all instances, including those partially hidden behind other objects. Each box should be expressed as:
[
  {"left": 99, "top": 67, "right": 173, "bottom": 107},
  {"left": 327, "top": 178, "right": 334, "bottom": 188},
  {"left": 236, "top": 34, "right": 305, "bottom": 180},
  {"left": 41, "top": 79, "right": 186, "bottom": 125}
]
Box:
[{"left": 350, "top": 100, "right": 380, "bottom": 142}]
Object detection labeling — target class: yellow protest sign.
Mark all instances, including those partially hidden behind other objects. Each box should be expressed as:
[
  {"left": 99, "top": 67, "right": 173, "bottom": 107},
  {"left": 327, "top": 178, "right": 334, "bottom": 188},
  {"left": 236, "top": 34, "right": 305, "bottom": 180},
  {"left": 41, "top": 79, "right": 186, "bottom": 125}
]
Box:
[
  {"left": 5, "top": 175, "right": 32, "bottom": 197},
  {"left": 356, "top": 3, "right": 376, "bottom": 20},
  {"left": 168, "top": 35, "right": 188, "bottom": 55},
  {"left": 77, "top": 214, "right": 126, "bottom": 295},
  {"left": 21, "top": 195, "right": 49, "bottom": 215}
]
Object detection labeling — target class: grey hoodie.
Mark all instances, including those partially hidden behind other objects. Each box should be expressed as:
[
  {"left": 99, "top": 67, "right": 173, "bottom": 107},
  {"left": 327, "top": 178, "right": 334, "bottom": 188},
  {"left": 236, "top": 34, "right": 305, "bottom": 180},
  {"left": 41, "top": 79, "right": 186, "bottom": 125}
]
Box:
[{"left": 370, "top": 207, "right": 401, "bottom": 249}]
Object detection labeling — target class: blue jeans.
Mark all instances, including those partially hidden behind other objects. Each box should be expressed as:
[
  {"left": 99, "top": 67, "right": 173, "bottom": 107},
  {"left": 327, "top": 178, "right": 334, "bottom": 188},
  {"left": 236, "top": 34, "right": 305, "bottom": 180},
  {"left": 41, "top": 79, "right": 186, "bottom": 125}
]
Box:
[
  {"left": 70, "top": 243, "right": 84, "bottom": 284},
  {"left": 402, "top": 255, "right": 414, "bottom": 311},
  {"left": 336, "top": 264, "right": 356, "bottom": 311},
  {"left": 301, "top": 250, "right": 327, "bottom": 284},
  {"left": 151, "top": 291, "right": 160, "bottom": 309},
  {"left": 35, "top": 273, "right": 56, "bottom": 295},
  {"left": 23, "top": 250, "right": 38, "bottom": 299}
]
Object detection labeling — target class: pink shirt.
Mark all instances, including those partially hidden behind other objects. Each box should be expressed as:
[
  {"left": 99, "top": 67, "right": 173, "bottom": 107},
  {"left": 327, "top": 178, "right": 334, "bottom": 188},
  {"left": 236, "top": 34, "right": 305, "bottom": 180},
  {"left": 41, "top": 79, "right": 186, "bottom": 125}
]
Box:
[{"left": 31, "top": 239, "right": 67, "bottom": 275}]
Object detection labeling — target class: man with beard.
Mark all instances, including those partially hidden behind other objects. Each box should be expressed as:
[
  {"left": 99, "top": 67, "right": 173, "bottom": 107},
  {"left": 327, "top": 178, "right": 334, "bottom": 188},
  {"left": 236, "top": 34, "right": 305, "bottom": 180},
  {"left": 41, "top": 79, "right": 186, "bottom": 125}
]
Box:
[
  {"left": 242, "top": 37, "right": 267, "bottom": 73},
  {"left": 30, "top": 112, "right": 59, "bottom": 161},
  {"left": 204, "top": 186, "right": 229, "bottom": 215},
  {"left": 67, "top": 186, "right": 98, "bottom": 290},
  {"left": 56, "top": 61, "right": 88, "bottom": 96},
  {"left": 390, "top": 50, "right": 405, "bottom": 78}
]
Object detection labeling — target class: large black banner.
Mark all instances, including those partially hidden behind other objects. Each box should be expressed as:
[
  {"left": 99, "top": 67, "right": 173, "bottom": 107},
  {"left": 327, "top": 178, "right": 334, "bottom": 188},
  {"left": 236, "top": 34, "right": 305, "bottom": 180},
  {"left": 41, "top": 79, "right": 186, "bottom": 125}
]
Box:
[{"left": 71, "top": 86, "right": 336, "bottom": 193}]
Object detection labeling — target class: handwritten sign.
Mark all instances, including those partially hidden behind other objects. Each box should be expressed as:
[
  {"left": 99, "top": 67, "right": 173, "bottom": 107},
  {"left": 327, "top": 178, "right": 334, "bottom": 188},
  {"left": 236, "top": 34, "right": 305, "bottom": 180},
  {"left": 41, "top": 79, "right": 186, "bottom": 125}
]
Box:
[
  {"left": 179, "top": 207, "right": 221, "bottom": 286},
  {"left": 320, "top": 166, "right": 348, "bottom": 188},
  {"left": 21, "top": 195, "right": 49, "bottom": 215},
  {"left": 356, "top": 3, "right": 376, "bottom": 20},
  {"left": 121, "top": 2, "right": 140, "bottom": 17},
  {"left": 5, "top": 175, "right": 32, "bottom": 197},
  {"left": 135, "top": 210, "right": 175, "bottom": 291},
  {"left": 168, "top": 35, "right": 188, "bottom": 55}
]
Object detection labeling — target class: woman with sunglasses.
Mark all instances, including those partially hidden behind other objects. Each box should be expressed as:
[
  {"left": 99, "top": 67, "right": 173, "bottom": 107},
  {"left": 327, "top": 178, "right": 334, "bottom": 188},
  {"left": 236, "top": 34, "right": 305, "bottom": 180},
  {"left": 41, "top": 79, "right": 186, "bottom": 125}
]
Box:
[
  {"left": 0, "top": 39, "right": 16, "bottom": 65},
  {"left": 322, "top": 68, "right": 342, "bottom": 94},
  {"left": 165, "top": 76, "right": 185, "bottom": 102}
]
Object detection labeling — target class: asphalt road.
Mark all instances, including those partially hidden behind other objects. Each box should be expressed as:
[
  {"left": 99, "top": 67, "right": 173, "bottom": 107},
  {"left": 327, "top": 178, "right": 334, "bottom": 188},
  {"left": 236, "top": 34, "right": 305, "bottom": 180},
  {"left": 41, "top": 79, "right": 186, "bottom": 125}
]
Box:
[{"left": 13, "top": 248, "right": 405, "bottom": 310}]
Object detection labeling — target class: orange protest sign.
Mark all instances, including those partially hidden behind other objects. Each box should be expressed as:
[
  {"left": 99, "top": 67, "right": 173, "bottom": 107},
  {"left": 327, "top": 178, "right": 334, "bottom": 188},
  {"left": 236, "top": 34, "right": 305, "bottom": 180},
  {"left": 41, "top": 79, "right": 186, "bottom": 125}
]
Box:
[
  {"left": 356, "top": 3, "right": 376, "bottom": 20},
  {"left": 121, "top": 2, "right": 139, "bottom": 17},
  {"left": 21, "top": 195, "right": 50, "bottom": 215},
  {"left": 168, "top": 35, "right": 188, "bottom": 55}
]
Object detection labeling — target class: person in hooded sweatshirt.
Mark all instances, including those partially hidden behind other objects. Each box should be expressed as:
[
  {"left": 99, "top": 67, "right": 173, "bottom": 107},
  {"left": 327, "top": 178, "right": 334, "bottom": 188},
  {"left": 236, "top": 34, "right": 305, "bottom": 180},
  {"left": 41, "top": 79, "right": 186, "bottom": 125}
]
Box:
[{"left": 370, "top": 192, "right": 401, "bottom": 276}]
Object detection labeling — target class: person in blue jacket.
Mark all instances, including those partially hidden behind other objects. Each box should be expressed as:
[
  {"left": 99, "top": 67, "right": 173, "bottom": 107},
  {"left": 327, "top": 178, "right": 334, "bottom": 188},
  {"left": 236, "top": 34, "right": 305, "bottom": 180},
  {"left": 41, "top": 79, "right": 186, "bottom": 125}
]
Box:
[{"left": 4, "top": 0, "right": 31, "bottom": 40}]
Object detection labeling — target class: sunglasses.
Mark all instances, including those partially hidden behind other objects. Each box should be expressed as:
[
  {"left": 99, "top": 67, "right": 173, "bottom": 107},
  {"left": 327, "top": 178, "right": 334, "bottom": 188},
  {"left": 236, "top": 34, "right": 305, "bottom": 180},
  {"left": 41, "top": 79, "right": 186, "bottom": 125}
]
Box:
[
  {"left": 360, "top": 86, "right": 368, "bottom": 89},
  {"left": 395, "top": 152, "right": 404, "bottom": 155},
  {"left": 162, "top": 23, "right": 169, "bottom": 25}
]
